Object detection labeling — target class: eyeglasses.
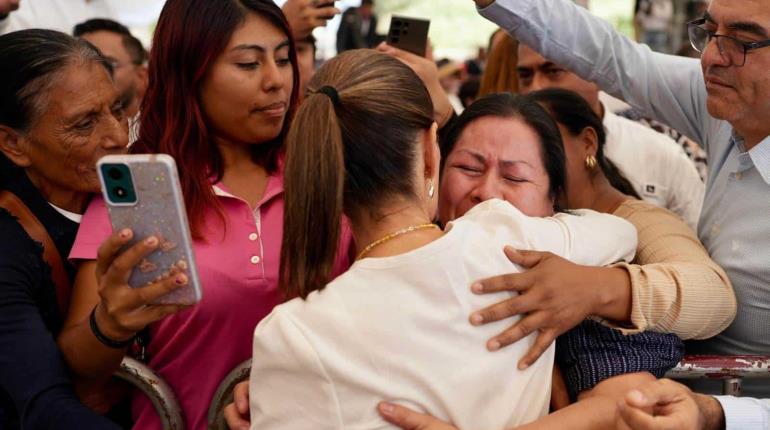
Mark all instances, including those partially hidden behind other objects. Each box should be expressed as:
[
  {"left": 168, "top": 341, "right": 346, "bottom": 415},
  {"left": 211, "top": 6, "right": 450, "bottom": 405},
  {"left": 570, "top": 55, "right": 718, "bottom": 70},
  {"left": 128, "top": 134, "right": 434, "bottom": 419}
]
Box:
[{"left": 688, "top": 18, "right": 770, "bottom": 67}]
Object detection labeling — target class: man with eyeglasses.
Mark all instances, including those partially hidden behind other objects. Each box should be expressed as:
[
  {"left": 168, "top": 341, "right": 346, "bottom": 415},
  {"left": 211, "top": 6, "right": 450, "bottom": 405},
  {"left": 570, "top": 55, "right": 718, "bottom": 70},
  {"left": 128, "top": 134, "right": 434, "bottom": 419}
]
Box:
[
  {"left": 375, "top": 1, "right": 769, "bottom": 426},
  {"left": 73, "top": 18, "right": 148, "bottom": 146},
  {"left": 464, "top": 0, "right": 770, "bottom": 429}
]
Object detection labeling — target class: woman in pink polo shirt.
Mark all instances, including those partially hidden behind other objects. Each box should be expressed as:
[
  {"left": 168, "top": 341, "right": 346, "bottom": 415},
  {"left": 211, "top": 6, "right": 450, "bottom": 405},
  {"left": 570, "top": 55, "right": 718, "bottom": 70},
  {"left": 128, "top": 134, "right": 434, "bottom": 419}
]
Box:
[{"left": 56, "top": 1, "right": 351, "bottom": 429}]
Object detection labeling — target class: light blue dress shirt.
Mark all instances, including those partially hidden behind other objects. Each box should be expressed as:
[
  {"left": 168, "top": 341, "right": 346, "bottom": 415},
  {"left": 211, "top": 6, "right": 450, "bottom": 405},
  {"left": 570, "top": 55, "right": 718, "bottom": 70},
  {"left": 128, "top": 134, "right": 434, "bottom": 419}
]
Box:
[{"left": 478, "top": 0, "right": 770, "bottom": 426}]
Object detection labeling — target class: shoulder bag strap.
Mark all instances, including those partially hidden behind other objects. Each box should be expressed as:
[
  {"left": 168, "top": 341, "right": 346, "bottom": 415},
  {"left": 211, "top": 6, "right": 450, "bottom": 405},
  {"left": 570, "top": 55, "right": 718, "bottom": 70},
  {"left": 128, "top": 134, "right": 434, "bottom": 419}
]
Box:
[{"left": 0, "top": 190, "right": 72, "bottom": 315}]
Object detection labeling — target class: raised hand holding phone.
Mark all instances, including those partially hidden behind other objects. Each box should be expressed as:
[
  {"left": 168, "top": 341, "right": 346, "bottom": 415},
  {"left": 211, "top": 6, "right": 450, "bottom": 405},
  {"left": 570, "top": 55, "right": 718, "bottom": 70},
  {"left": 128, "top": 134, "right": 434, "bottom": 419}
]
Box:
[
  {"left": 386, "top": 16, "right": 430, "bottom": 57},
  {"left": 97, "top": 154, "right": 202, "bottom": 306},
  {"left": 91, "top": 228, "right": 191, "bottom": 342},
  {"left": 282, "top": 0, "right": 340, "bottom": 39}
]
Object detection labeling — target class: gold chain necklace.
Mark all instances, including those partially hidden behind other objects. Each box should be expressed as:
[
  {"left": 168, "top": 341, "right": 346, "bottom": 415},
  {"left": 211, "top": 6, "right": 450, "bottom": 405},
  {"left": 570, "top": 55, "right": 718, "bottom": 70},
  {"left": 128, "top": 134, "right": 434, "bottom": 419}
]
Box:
[{"left": 356, "top": 223, "right": 440, "bottom": 260}]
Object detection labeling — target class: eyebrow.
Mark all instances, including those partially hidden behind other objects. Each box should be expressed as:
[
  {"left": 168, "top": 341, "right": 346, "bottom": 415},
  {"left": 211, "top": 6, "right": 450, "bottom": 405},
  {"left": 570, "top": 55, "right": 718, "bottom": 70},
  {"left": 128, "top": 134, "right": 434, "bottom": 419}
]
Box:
[
  {"left": 704, "top": 11, "right": 768, "bottom": 38},
  {"left": 500, "top": 159, "right": 534, "bottom": 169},
  {"left": 456, "top": 149, "right": 486, "bottom": 164},
  {"left": 455, "top": 149, "right": 533, "bottom": 168},
  {"left": 231, "top": 39, "right": 291, "bottom": 53},
  {"left": 63, "top": 107, "right": 99, "bottom": 125}
]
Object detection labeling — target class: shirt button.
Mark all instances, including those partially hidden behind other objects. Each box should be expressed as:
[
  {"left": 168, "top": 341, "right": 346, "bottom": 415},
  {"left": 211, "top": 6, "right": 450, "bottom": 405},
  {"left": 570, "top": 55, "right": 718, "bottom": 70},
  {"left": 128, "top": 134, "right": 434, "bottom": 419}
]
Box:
[
  {"left": 250, "top": 255, "right": 261, "bottom": 264},
  {"left": 248, "top": 233, "right": 258, "bottom": 241},
  {"left": 735, "top": 172, "right": 743, "bottom": 180}
]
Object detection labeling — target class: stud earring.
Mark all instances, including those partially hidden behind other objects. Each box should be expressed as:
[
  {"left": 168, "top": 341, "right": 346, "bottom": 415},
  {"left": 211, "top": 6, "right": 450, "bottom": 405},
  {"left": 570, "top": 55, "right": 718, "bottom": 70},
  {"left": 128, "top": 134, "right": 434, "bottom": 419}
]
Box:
[{"left": 427, "top": 179, "right": 435, "bottom": 198}]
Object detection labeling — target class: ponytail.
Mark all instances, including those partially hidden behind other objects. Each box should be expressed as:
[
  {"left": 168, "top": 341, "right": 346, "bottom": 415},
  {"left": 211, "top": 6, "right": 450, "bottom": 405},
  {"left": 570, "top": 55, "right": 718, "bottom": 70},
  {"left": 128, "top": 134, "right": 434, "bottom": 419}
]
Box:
[
  {"left": 280, "top": 50, "right": 434, "bottom": 299},
  {"left": 280, "top": 92, "right": 344, "bottom": 299}
]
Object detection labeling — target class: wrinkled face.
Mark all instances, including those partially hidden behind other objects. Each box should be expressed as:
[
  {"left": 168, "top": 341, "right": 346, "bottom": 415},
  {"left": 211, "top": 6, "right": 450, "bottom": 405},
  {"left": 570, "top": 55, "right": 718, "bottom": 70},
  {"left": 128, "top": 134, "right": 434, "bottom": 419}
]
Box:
[
  {"left": 700, "top": 0, "right": 770, "bottom": 130},
  {"left": 80, "top": 30, "right": 143, "bottom": 117},
  {"left": 438, "top": 116, "right": 555, "bottom": 224},
  {"left": 517, "top": 44, "right": 601, "bottom": 113},
  {"left": 20, "top": 62, "right": 128, "bottom": 193},
  {"left": 199, "top": 12, "right": 294, "bottom": 146},
  {"left": 296, "top": 40, "right": 316, "bottom": 95}
]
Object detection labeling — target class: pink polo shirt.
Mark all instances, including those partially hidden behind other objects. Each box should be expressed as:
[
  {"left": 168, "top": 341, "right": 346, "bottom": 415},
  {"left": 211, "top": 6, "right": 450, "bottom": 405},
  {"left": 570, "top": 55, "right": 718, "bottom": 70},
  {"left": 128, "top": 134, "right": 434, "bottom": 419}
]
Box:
[{"left": 70, "top": 173, "right": 352, "bottom": 430}]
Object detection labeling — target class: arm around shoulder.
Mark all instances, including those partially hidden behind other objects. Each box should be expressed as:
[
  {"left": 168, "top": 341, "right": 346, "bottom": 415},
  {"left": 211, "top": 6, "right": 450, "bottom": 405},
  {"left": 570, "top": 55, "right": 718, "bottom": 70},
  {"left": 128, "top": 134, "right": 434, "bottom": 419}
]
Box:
[
  {"left": 464, "top": 201, "right": 637, "bottom": 266},
  {"left": 552, "top": 209, "right": 637, "bottom": 266}
]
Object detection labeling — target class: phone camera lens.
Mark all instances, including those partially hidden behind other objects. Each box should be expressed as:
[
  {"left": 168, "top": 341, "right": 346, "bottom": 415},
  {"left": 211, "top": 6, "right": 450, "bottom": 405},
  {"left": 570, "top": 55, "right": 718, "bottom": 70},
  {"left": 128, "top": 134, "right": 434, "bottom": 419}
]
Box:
[
  {"left": 108, "top": 167, "right": 123, "bottom": 180},
  {"left": 114, "top": 187, "right": 127, "bottom": 198}
]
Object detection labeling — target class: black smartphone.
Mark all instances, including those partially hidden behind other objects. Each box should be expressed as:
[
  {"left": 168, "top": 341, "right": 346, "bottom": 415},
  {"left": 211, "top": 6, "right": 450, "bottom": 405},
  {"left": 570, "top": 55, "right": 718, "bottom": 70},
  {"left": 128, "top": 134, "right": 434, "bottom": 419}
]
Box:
[{"left": 386, "top": 15, "right": 430, "bottom": 57}]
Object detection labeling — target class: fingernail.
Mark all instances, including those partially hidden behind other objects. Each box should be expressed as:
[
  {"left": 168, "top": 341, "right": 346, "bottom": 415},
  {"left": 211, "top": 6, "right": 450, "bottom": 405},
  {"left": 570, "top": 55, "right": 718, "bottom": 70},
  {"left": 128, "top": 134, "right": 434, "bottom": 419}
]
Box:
[
  {"left": 470, "top": 313, "right": 483, "bottom": 325},
  {"left": 471, "top": 283, "right": 483, "bottom": 293},
  {"left": 145, "top": 236, "right": 158, "bottom": 246},
  {"left": 175, "top": 274, "right": 187, "bottom": 285},
  {"left": 379, "top": 403, "right": 394, "bottom": 415},
  {"left": 628, "top": 390, "right": 646, "bottom": 403},
  {"left": 518, "top": 361, "right": 529, "bottom": 370},
  {"left": 120, "top": 229, "right": 131, "bottom": 238},
  {"left": 488, "top": 340, "right": 501, "bottom": 351}
]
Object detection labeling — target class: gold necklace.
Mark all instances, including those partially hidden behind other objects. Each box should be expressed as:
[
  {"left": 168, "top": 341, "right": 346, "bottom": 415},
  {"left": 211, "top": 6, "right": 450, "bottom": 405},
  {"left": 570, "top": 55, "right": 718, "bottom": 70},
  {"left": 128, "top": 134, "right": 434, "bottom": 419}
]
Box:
[{"left": 356, "top": 223, "right": 440, "bottom": 260}]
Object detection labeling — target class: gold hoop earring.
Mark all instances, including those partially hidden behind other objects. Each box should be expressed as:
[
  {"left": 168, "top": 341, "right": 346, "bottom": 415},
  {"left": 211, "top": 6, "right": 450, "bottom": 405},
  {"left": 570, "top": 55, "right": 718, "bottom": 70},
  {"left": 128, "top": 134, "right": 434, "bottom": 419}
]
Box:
[
  {"left": 585, "top": 155, "right": 598, "bottom": 170},
  {"left": 427, "top": 179, "right": 435, "bottom": 199}
]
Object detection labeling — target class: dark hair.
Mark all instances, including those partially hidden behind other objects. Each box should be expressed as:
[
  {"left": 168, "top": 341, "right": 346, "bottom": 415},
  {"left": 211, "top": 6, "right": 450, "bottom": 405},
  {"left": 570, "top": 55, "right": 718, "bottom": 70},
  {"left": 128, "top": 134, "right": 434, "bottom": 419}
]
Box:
[
  {"left": 442, "top": 92, "right": 567, "bottom": 211},
  {"left": 134, "top": 0, "right": 300, "bottom": 239},
  {"left": 73, "top": 18, "right": 148, "bottom": 65},
  {"left": 0, "top": 29, "right": 111, "bottom": 132},
  {"left": 528, "top": 88, "right": 641, "bottom": 199},
  {"left": 459, "top": 77, "right": 480, "bottom": 108},
  {"left": 281, "top": 49, "right": 434, "bottom": 299}
]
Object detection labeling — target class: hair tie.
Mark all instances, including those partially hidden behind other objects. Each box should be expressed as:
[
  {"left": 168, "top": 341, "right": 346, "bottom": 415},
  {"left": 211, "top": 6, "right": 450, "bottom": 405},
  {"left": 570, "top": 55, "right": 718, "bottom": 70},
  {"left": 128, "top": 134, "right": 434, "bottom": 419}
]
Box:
[{"left": 317, "top": 85, "right": 341, "bottom": 108}]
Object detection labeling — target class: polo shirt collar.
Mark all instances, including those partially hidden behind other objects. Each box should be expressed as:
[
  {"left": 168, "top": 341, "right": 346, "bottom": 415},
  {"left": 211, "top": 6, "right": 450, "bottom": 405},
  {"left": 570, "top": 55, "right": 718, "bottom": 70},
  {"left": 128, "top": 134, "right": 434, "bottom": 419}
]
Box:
[{"left": 212, "top": 173, "right": 285, "bottom": 206}]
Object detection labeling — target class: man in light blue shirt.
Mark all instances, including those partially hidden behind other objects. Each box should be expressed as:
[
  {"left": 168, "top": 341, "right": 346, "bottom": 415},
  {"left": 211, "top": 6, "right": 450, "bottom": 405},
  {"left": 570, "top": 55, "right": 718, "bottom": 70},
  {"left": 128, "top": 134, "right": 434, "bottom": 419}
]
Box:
[{"left": 472, "top": 0, "right": 769, "bottom": 428}]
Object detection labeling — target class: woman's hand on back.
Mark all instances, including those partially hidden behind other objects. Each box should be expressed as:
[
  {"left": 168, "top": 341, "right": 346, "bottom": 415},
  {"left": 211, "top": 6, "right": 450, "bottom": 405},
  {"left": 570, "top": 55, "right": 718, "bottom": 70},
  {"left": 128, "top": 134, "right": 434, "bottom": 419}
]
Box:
[
  {"left": 92, "top": 228, "right": 189, "bottom": 340},
  {"left": 224, "top": 380, "right": 251, "bottom": 430},
  {"left": 378, "top": 402, "right": 459, "bottom": 430},
  {"left": 469, "top": 247, "right": 632, "bottom": 369}
]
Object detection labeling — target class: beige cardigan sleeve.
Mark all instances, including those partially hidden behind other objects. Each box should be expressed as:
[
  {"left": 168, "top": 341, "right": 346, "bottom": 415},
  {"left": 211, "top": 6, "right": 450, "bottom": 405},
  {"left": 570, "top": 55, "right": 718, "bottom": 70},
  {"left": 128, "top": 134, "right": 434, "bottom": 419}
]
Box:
[{"left": 605, "top": 200, "right": 736, "bottom": 339}]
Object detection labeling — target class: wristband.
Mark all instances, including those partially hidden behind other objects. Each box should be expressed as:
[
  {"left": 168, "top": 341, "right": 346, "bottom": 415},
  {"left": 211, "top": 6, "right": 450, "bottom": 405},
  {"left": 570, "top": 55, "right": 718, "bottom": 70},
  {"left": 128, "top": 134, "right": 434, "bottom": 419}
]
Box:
[{"left": 89, "top": 305, "right": 136, "bottom": 349}]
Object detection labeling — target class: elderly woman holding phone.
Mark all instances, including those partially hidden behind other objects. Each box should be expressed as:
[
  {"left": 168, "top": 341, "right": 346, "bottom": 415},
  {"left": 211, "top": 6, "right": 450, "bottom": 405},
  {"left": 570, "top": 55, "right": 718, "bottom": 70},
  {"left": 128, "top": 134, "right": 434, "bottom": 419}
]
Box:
[{"left": 0, "top": 28, "right": 181, "bottom": 430}]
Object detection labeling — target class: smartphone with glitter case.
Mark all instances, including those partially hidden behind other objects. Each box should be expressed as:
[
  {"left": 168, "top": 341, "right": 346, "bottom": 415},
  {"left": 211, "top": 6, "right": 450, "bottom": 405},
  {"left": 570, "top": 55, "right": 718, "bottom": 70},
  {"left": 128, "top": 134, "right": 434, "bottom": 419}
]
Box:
[{"left": 97, "top": 154, "right": 202, "bottom": 305}]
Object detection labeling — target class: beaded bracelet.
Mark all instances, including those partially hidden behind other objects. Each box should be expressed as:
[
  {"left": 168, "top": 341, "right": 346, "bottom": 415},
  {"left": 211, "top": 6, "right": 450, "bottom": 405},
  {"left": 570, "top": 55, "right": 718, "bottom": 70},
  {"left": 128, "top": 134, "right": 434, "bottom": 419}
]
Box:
[{"left": 89, "top": 305, "right": 136, "bottom": 349}]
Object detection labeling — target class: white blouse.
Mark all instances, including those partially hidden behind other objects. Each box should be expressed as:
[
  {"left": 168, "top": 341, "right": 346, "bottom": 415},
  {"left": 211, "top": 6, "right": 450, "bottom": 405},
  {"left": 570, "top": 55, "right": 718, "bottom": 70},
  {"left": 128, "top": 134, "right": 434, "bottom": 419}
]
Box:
[{"left": 249, "top": 199, "right": 637, "bottom": 430}]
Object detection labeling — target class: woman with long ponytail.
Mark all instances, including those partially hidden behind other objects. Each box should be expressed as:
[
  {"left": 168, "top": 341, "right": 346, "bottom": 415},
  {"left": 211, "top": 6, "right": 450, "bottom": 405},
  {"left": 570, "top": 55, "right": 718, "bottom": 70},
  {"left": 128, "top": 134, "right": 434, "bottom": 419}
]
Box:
[{"left": 250, "top": 50, "right": 638, "bottom": 429}]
